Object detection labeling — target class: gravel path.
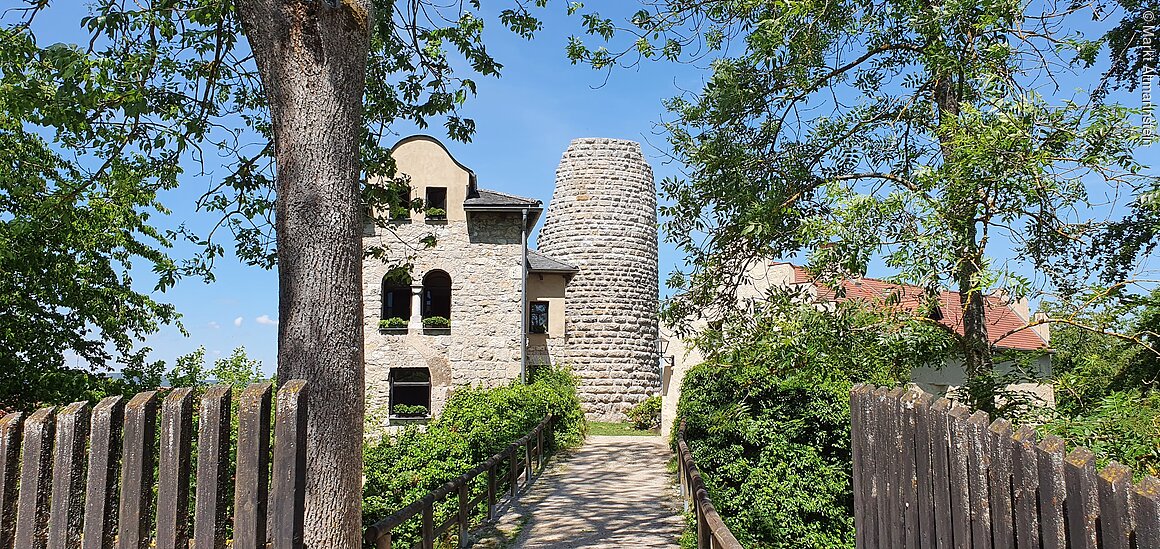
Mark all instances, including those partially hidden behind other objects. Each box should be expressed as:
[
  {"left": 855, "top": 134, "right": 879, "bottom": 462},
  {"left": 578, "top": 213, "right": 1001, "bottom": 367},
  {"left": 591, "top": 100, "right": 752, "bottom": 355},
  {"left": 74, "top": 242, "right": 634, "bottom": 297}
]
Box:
[{"left": 483, "top": 435, "right": 685, "bottom": 548}]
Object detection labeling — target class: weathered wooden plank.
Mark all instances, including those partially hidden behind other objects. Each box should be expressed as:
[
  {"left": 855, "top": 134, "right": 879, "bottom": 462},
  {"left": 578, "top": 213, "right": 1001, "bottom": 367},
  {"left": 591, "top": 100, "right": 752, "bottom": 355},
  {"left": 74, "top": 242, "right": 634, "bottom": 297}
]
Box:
[
  {"left": 524, "top": 441, "right": 533, "bottom": 486},
  {"left": 486, "top": 466, "right": 497, "bottom": 520},
  {"left": 1036, "top": 435, "right": 1067, "bottom": 549},
  {"left": 1131, "top": 476, "right": 1160, "bottom": 549},
  {"left": 850, "top": 385, "right": 870, "bottom": 549},
  {"left": 508, "top": 448, "right": 517, "bottom": 499},
  {"left": 1063, "top": 447, "right": 1099, "bottom": 549},
  {"left": 234, "top": 382, "right": 273, "bottom": 549},
  {"left": 900, "top": 390, "right": 920, "bottom": 549},
  {"left": 47, "top": 401, "right": 90, "bottom": 549},
  {"left": 0, "top": 412, "right": 25, "bottom": 549},
  {"left": 870, "top": 386, "right": 891, "bottom": 549},
  {"left": 82, "top": 396, "right": 123, "bottom": 549},
  {"left": 885, "top": 387, "right": 905, "bottom": 549},
  {"left": 929, "top": 398, "right": 954, "bottom": 549},
  {"left": 272, "top": 380, "right": 307, "bottom": 549},
  {"left": 457, "top": 482, "right": 469, "bottom": 549},
  {"left": 156, "top": 388, "right": 194, "bottom": 549},
  {"left": 1009, "top": 426, "right": 1039, "bottom": 549},
  {"left": 987, "top": 418, "right": 1014, "bottom": 549},
  {"left": 117, "top": 391, "right": 158, "bottom": 549},
  {"left": 193, "top": 385, "right": 232, "bottom": 549},
  {"left": 965, "top": 411, "right": 993, "bottom": 549},
  {"left": 912, "top": 391, "right": 935, "bottom": 549},
  {"left": 14, "top": 407, "right": 54, "bottom": 549},
  {"left": 1096, "top": 462, "right": 1132, "bottom": 549},
  {"left": 421, "top": 500, "right": 434, "bottom": 549},
  {"left": 947, "top": 404, "right": 973, "bottom": 549}
]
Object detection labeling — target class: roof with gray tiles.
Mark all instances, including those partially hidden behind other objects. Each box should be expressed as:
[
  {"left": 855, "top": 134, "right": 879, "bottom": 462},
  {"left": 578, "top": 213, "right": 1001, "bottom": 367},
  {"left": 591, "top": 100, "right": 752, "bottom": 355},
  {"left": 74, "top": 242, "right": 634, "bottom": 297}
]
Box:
[
  {"left": 464, "top": 188, "right": 542, "bottom": 208},
  {"left": 527, "top": 250, "right": 579, "bottom": 273}
]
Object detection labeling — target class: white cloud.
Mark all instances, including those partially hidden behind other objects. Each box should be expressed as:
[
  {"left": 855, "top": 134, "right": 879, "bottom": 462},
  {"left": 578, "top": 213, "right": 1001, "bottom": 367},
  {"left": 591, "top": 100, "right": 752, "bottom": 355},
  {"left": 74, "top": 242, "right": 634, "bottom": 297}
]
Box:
[
  {"left": 256, "top": 314, "right": 277, "bottom": 326},
  {"left": 208, "top": 321, "right": 220, "bottom": 330},
  {"left": 233, "top": 316, "right": 243, "bottom": 327}
]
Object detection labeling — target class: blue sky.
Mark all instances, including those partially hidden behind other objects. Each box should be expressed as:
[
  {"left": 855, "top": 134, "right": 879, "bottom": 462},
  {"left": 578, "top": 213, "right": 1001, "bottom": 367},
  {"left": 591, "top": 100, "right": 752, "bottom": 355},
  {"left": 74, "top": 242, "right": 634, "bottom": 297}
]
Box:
[
  {"left": 99, "top": 3, "right": 710, "bottom": 373},
  {"left": 40, "top": 2, "right": 1159, "bottom": 374}
]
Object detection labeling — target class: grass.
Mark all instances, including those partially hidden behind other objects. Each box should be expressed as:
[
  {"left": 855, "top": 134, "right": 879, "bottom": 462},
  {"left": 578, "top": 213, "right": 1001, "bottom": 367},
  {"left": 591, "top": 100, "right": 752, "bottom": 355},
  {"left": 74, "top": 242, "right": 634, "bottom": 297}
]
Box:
[{"left": 587, "top": 421, "right": 659, "bottom": 436}]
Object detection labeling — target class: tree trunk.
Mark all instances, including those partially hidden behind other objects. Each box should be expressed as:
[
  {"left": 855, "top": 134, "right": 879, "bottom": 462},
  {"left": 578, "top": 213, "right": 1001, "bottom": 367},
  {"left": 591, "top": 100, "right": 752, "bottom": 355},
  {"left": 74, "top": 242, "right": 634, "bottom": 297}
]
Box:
[
  {"left": 236, "top": 1, "right": 370, "bottom": 547},
  {"left": 954, "top": 229, "right": 992, "bottom": 380},
  {"left": 932, "top": 70, "right": 994, "bottom": 383}
]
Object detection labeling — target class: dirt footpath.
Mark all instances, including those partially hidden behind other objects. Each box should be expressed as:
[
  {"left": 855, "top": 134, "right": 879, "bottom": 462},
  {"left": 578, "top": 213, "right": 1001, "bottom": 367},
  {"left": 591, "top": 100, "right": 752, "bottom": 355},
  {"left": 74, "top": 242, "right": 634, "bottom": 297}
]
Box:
[{"left": 480, "top": 435, "right": 685, "bottom": 548}]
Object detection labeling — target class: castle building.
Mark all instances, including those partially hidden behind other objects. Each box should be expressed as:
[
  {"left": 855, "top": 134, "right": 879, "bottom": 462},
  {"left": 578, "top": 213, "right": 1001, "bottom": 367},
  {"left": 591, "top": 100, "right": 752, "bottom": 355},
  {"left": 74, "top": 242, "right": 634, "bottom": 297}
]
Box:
[{"left": 362, "top": 136, "right": 661, "bottom": 424}]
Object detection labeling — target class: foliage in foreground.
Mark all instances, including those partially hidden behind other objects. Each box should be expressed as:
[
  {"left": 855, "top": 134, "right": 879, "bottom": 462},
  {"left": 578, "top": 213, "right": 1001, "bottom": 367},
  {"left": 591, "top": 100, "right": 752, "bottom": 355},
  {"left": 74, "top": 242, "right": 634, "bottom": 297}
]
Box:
[
  {"left": 676, "top": 298, "right": 950, "bottom": 548},
  {"left": 1035, "top": 301, "right": 1160, "bottom": 477},
  {"left": 627, "top": 395, "right": 662, "bottom": 430},
  {"left": 362, "top": 366, "right": 584, "bottom": 548}
]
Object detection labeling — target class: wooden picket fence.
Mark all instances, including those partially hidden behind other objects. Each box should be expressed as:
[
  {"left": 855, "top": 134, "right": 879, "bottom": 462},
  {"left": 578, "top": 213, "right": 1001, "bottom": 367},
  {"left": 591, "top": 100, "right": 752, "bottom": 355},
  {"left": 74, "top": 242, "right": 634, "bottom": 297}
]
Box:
[
  {"left": 0, "top": 380, "right": 308, "bottom": 549},
  {"left": 363, "top": 414, "right": 552, "bottom": 549},
  {"left": 851, "top": 384, "right": 1160, "bottom": 549}
]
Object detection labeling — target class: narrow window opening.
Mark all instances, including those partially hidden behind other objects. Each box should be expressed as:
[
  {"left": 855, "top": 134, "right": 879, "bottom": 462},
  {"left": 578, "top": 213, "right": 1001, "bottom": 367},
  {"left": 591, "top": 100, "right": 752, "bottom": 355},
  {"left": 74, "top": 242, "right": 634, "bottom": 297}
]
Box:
[
  {"left": 392, "top": 186, "right": 411, "bottom": 220},
  {"left": 389, "top": 368, "right": 430, "bottom": 416},
  {"left": 381, "top": 269, "right": 412, "bottom": 327},
  {"left": 425, "top": 187, "right": 447, "bottom": 219},
  {"left": 529, "top": 301, "right": 549, "bottom": 334},
  {"left": 422, "top": 270, "right": 452, "bottom": 320}
]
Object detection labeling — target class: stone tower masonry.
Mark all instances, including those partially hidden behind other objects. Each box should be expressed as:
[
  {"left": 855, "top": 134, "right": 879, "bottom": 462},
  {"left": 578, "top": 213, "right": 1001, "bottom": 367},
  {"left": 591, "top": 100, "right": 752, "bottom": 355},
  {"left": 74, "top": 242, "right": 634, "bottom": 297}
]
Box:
[{"left": 538, "top": 138, "right": 661, "bottom": 419}]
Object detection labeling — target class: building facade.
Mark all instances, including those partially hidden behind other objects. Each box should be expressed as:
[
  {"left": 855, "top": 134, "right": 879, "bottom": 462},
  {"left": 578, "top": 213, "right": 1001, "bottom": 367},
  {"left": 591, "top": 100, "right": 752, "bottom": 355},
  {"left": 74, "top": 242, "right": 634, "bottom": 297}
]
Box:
[
  {"left": 659, "top": 261, "right": 1053, "bottom": 438},
  {"left": 363, "top": 136, "right": 662, "bottom": 426}
]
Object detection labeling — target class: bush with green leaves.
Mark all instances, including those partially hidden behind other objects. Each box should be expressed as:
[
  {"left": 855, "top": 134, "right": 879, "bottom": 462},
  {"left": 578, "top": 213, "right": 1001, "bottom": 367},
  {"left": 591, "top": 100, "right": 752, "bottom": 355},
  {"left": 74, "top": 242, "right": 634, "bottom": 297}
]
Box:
[
  {"left": 421, "top": 316, "right": 450, "bottom": 328},
  {"left": 424, "top": 207, "right": 446, "bottom": 218},
  {"left": 1032, "top": 296, "right": 1160, "bottom": 478},
  {"left": 627, "top": 395, "right": 661, "bottom": 430},
  {"left": 391, "top": 404, "right": 428, "bottom": 417},
  {"left": 379, "top": 317, "right": 408, "bottom": 330},
  {"left": 362, "top": 365, "right": 585, "bottom": 548},
  {"left": 676, "top": 296, "right": 950, "bottom": 548}
]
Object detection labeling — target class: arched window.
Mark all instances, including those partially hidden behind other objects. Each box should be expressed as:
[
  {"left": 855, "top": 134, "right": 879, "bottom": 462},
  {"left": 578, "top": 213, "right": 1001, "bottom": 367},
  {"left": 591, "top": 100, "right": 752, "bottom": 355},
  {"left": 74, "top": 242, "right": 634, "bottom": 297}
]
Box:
[
  {"left": 421, "top": 270, "right": 452, "bottom": 319},
  {"left": 389, "top": 368, "right": 430, "bottom": 417},
  {"left": 382, "top": 269, "right": 412, "bottom": 322}
]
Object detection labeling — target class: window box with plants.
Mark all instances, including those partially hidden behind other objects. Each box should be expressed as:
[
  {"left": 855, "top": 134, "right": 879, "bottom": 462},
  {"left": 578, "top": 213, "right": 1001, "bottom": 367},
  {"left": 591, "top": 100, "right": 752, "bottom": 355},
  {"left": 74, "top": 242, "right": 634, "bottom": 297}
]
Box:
[
  {"left": 422, "top": 316, "right": 451, "bottom": 335},
  {"left": 424, "top": 207, "right": 446, "bottom": 222},
  {"left": 378, "top": 317, "right": 409, "bottom": 334},
  {"left": 389, "top": 403, "right": 430, "bottom": 421}
]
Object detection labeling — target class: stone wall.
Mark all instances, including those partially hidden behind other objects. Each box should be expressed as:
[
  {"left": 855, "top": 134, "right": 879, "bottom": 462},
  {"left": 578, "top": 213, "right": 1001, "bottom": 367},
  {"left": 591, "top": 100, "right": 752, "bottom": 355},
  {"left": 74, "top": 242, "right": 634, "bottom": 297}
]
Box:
[
  {"left": 538, "top": 138, "right": 661, "bottom": 419},
  {"left": 363, "top": 212, "right": 526, "bottom": 428}
]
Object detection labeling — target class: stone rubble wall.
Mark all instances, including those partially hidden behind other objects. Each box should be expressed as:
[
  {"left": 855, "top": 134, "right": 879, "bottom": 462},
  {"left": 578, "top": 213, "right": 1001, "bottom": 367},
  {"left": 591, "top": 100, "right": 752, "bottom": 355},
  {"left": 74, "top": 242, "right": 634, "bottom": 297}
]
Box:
[
  {"left": 362, "top": 212, "right": 525, "bottom": 429},
  {"left": 537, "top": 138, "right": 661, "bottom": 420}
]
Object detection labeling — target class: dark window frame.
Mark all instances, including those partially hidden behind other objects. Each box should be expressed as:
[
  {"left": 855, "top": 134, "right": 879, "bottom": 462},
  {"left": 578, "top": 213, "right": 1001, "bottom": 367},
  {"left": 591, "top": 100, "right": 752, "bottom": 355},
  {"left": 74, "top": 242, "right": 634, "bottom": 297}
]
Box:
[
  {"left": 381, "top": 271, "right": 412, "bottom": 322},
  {"left": 529, "top": 301, "right": 549, "bottom": 334},
  {"left": 421, "top": 270, "right": 452, "bottom": 320},
  {"left": 389, "top": 368, "right": 431, "bottom": 416}
]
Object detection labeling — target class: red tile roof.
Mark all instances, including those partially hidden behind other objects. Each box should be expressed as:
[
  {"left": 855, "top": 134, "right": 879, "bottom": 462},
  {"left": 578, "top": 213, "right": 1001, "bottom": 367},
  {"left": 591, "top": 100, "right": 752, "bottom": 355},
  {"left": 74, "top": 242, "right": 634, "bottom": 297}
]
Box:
[{"left": 778, "top": 263, "right": 1048, "bottom": 351}]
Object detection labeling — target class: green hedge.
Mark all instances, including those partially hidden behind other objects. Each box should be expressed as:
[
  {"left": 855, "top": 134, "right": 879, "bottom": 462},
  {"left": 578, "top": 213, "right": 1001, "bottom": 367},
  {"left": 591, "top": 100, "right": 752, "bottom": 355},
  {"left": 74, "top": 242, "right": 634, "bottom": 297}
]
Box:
[
  {"left": 675, "top": 299, "right": 949, "bottom": 548},
  {"left": 362, "top": 366, "right": 584, "bottom": 547}
]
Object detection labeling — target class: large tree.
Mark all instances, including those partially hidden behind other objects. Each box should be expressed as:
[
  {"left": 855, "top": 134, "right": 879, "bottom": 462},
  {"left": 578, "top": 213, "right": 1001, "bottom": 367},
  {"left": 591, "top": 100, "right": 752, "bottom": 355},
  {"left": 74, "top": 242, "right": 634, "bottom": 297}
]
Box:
[
  {"left": 569, "top": 1, "right": 1158, "bottom": 384},
  {"left": 0, "top": 0, "right": 545, "bottom": 545}
]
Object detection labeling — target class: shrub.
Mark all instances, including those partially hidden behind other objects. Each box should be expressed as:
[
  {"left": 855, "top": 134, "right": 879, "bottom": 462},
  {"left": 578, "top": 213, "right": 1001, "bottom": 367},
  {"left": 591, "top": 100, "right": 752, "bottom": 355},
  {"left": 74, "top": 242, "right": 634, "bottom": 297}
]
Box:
[
  {"left": 379, "top": 317, "right": 408, "bottom": 330},
  {"left": 676, "top": 297, "right": 949, "bottom": 548},
  {"left": 627, "top": 395, "right": 661, "bottom": 430},
  {"left": 391, "top": 403, "right": 428, "bottom": 417},
  {"left": 424, "top": 207, "right": 446, "bottom": 218},
  {"left": 362, "top": 365, "right": 584, "bottom": 548},
  {"left": 422, "top": 316, "right": 450, "bottom": 328}
]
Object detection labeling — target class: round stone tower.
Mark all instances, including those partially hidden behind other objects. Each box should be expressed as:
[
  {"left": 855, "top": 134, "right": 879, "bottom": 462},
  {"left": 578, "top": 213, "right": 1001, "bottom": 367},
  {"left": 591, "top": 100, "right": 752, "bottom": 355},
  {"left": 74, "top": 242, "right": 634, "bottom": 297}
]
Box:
[{"left": 538, "top": 138, "right": 660, "bottom": 419}]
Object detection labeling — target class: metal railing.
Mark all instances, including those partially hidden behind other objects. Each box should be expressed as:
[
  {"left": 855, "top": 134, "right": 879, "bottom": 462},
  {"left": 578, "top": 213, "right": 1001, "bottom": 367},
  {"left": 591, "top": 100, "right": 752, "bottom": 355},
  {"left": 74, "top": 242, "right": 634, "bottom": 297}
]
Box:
[
  {"left": 676, "top": 420, "right": 745, "bottom": 549},
  {"left": 363, "top": 415, "right": 552, "bottom": 549}
]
